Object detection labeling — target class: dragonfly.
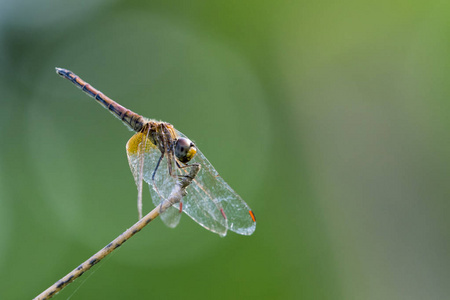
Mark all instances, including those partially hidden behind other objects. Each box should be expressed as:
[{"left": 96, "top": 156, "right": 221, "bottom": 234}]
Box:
[{"left": 55, "top": 68, "right": 256, "bottom": 236}]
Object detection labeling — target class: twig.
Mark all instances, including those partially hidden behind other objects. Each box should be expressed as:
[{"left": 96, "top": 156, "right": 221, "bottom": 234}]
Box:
[{"left": 34, "top": 164, "right": 201, "bottom": 300}]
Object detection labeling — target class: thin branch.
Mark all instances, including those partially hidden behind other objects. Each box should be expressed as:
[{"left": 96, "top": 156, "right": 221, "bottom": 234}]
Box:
[{"left": 34, "top": 163, "right": 201, "bottom": 300}]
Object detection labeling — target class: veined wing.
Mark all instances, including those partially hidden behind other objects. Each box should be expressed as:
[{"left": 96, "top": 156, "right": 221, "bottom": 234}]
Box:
[
  {"left": 151, "top": 152, "right": 228, "bottom": 235},
  {"left": 147, "top": 153, "right": 183, "bottom": 229},
  {"left": 176, "top": 130, "right": 256, "bottom": 236},
  {"left": 126, "top": 132, "right": 181, "bottom": 227}
]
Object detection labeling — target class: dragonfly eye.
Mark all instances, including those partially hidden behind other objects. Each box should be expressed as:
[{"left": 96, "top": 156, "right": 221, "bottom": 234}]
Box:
[{"left": 175, "top": 138, "right": 197, "bottom": 163}]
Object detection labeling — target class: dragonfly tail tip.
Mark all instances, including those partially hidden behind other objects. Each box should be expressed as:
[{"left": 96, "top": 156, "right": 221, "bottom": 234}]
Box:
[{"left": 55, "top": 67, "right": 67, "bottom": 78}]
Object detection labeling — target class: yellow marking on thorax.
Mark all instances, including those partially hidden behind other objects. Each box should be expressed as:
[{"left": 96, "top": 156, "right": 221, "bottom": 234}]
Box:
[
  {"left": 126, "top": 132, "right": 157, "bottom": 155},
  {"left": 164, "top": 123, "right": 178, "bottom": 140}
]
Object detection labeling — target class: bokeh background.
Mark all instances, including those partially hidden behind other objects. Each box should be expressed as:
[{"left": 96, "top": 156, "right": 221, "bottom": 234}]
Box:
[{"left": 1, "top": 1, "right": 449, "bottom": 299}]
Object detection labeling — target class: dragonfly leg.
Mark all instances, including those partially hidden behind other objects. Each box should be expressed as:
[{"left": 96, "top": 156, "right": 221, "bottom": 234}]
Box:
[
  {"left": 152, "top": 153, "right": 164, "bottom": 181},
  {"left": 151, "top": 152, "right": 168, "bottom": 213},
  {"left": 175, "top": 161, "right": 201, "bottom": 179}
]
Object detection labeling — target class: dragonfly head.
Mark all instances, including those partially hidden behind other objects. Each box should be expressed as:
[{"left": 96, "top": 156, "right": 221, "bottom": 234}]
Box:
[{"left": 175, "top": 137, "right": 197, "bottom": 163}]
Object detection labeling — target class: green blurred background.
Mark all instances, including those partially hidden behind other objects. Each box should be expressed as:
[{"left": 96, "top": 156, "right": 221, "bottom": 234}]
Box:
[{"left": 1, "top": 1, "right": 449, "bottom": 299}]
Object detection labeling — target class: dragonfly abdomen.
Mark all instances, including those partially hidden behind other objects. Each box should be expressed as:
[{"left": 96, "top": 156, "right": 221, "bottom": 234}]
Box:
[{"left": 56, "top": 68, "right": 145, "bottom": 132}]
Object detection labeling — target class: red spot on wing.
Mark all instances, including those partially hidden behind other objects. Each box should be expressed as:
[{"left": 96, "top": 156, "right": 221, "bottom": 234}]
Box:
[
  {"left": 179, "top": 202, "right": 183, "bottom": 213},
  {"left": 220, "top": 208, "right": 227, "bottom": 219},
  {"left": 249, "top": 210, "right": 256, "bottom": 222}
]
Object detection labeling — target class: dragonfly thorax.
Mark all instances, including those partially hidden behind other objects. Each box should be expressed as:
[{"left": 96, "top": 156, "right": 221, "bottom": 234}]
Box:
[{"left": 175, "top": 138, "right": 197, "bottom": 163}]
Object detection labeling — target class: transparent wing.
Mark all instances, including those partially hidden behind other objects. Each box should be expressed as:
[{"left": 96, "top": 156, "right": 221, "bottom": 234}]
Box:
[
  {"left": 147, "top": 154, "right": 182, "bottom": 228},
  {"left": 126, "top": 132, "right": 181, "bottom": 227},
  {"left": 126, "top": 130, "right": 255, "bottom": 236},
  {"left": 176, "top": 130, "right": 256, "bottom": 236}
]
